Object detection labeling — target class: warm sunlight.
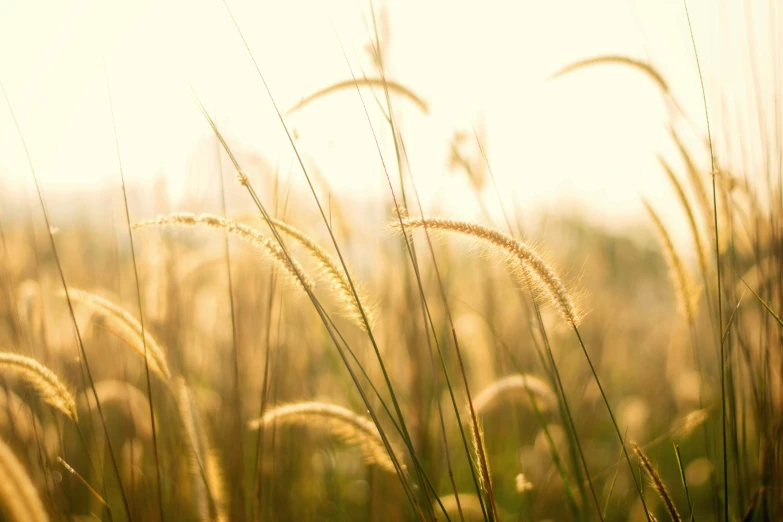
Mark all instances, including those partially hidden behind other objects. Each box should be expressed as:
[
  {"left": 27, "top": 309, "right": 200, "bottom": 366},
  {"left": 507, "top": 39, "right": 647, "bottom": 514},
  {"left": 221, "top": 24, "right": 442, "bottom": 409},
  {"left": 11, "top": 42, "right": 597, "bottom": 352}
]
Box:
[{"left": 0, "top": 2, "right": 779, "bottom": 521}]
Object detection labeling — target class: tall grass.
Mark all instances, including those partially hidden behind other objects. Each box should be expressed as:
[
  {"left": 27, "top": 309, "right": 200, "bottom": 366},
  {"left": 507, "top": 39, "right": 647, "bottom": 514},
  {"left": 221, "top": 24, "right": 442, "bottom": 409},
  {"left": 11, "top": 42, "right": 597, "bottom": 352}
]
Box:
[{"left": 0, "top": 2, "right": 779, "bottom": 521}]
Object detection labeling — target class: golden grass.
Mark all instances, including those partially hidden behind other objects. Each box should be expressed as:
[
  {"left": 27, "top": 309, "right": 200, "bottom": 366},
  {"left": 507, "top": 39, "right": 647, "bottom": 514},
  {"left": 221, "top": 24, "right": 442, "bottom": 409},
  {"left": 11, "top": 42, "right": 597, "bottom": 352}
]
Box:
[
  {"left": 0, "top": 438, "right": 49, "bottom": 522},
  {"left": 391, "top": 215, "right": 581, "bottom": 326},
  {"left": 642, "top": 201, "right": 699, "bottom": 326},
  {"left": 658, "top": 156, "right": 711, "bottom": 284},
  {"left": 632, "top": 442, "right": 682, "bottom": 522},
  {"left": 551, "top": 55, "right": 670, "bottom": 94},
  {"left": 67, "top": 288, "right": 172, "bottom": 381},
  {"left": 248, "top": 401, "right": 401, "bottom": 474},
  {"left": 468, "top": 418, "right": 499, "bottom": 520},
  {"left": 472, "top": 374, "right": 557, "bottom": 415},
  {"left": 285, "top": 78, "right": 428, "bottom": 115},
  {"left": 0, "top": 352, "right": 78, "bottom": 422},
  {"left": 256, "top": 216, "right": 375, "bottom": 331},
  {"left": 132, "top": 213, "right": 314, "bottom": 294},
  {"left": 175, "top": 377, "right": 227, "bottom": 522}
]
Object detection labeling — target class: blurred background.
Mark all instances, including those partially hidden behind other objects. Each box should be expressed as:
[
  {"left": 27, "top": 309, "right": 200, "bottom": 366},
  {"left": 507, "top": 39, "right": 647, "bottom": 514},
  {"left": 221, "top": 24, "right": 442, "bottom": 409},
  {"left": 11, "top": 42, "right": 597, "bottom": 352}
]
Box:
[{"left": 0, "top": 0, "right": 759, "bottom": 238}]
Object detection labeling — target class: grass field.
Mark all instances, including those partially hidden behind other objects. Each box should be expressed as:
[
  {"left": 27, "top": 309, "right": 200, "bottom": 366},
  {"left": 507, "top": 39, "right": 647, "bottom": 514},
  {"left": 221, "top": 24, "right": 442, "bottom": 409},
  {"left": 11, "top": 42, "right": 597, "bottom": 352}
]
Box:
[{"left": 0, "top": 1, "right": 781, "bottom": 521}]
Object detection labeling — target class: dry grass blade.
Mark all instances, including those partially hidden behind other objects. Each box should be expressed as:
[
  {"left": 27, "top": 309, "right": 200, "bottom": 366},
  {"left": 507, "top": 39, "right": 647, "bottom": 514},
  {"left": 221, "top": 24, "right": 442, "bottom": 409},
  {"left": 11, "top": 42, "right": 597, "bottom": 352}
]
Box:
[
  {"left": 0, "top": 437, "right": 49, "bottom": 522},
  {"left": 0, "top": 352, "right": 77, "bottom": 422},
  {"left": 132, "top": 213, "right": 314, "bottom": 294},
  {"left": 248, "top": 402, "right": 402, "bottom": 474},
  {"left": 257, "top": 216, "right": 375, "bottom": 331},
  {"left": 473, "top": 374, "right": 557, "bottom": 415},
  {"left": 285, "top": 78, "right": 428, "bottom": 115},
  {"left": 642, "top": 201, "right": 699, "bottom": 326},
  {"left": 67, "top": 288, "right": 172, "bottom": 381},
  {"left": 392, "top": 215, "right": 581, "bottom": 326},
  {"left": 551, "top": 55, "right": 669, "bottom": 93},
  {"left": 632, "top": 442, "right": 682, "bottom": 522}
]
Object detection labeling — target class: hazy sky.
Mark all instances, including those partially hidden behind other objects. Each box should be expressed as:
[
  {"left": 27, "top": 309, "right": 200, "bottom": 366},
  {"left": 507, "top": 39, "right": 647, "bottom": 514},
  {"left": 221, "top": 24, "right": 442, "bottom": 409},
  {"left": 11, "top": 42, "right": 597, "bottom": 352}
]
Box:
[{"left": 0, "top": 0, "right": 771, "bottom": 241}]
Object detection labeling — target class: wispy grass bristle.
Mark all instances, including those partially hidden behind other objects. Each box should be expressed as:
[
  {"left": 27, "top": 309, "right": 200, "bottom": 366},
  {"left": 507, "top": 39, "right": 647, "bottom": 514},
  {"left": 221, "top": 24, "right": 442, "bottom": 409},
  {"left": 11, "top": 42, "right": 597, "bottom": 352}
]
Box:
[
  {"left": 469, "top": 416, "right": 499, "bottom": 519},
  {"left": 0, "top": 352, "right": 77, "bottom": 422},
  {"left": 473, "top": 374, "right": 557, "bottom": 415},
  {"left": 67, "top": 288, "right": 172, "bottom": 381},
  {"left": 248, "top": 401, "right": 402, "bottom": 474},
  {"left": 132, "top": 213, "right": 314, "bottom": 294},
  {"left": 391, "top": 215, "right": 582, "bottom": 326},
  {"left": 285, "top": 78, "right": 428, "bottom": 116},
  {"left": 551, "top": 55, "right": 669, "bottom": 94},
  {"left": 257, "top": 216, "right": 376, "bottom": 331},
  {"left": 632, "top": 442, "right": 682, "bottom": 522}
]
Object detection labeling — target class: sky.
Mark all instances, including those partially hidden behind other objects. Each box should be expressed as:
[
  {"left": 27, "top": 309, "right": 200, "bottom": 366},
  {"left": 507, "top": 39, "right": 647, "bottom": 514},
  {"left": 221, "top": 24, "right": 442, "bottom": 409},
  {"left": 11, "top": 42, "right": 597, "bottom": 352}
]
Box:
[{"left": 0, "top": 0, "right": 775, "bottom": 242}]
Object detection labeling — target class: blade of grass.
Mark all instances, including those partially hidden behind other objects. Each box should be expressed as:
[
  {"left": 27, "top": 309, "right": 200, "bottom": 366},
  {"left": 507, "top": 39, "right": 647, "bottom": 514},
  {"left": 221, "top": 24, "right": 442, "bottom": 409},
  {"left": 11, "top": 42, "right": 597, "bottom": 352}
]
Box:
[
  {"left": 104, "top": 65, "right": 166, "bottom": 522},
  {"left": 682, "top": 2, "right": 727, "bottom": 519},
  {"left": 215, "top": 9, "right": 432, "bottom": 515},
  {"left": 674, "top": 444, "right": 695, "bottom": 522}
]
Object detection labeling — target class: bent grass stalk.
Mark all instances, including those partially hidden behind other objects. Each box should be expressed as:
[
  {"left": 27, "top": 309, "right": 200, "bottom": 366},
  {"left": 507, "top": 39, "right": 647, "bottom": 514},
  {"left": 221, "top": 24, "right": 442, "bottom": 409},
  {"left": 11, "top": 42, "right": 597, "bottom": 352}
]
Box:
[
  {"left": 472, "top": 374, "right": 558, "bottom": 416},
  {"left": 391, "top": 215, "right": 581, "bottom": 327},
  {"left": 551, "top": 55, "right": 670, "bottom": 93},
  {"left": 0, "top": 352, "right": 78, "bottom": 422},
  {"left": 396, "top": 214, "right": 652, "bottom": 518},
  {"left": 67, "top": 289, "right": 172, "bottom": 381},
  {"left": 248, "top": 402, "right": 404, "bottom": 474},
  {"left": 256, "top": 216, "right": 376, "bottom": 331},
  {"left": 194, "top": 89, "right": 424, "bottom": 517},
  {"left": 132, "top": 214, "right": 314, "bottom": 295},
  {"left": 285, "top": 77, "right": 428, "bottom": 116}
]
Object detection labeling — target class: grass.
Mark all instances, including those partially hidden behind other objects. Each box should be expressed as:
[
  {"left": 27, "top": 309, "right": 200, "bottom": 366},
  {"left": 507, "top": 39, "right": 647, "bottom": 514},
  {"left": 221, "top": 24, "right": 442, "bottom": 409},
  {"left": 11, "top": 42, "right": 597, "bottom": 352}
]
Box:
[{"left": 0, "top": 2, "right": 780, "bottom": 521}]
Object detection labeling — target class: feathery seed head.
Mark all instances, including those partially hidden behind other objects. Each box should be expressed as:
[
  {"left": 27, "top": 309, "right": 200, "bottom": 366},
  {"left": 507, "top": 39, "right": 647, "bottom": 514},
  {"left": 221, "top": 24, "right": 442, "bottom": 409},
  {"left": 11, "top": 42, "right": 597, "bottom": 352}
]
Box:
[
  {"left": 632, "top": 442, "right": 683, "bottom": 522},
  {"left": 132, "top": 213, "right": 315, "bottom": 294},
  {"left": 0, "top": 352, "right": 78, "bottom": 422},
  {"left": 236, "top": 170, "right": 249, "bottom": 186},
  {"left": 390, "top": 215, "right": 582, "bottom": 326},
  {"left": 248, "top": 401, "right": 403, "bottom": 474}
]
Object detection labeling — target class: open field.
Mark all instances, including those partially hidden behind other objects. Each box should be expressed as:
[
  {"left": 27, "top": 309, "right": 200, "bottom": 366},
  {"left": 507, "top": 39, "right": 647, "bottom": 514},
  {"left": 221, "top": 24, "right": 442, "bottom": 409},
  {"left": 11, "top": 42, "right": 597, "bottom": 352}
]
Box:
[{"left": 0, "top": 1, "right": 781, "bottom": 521}]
